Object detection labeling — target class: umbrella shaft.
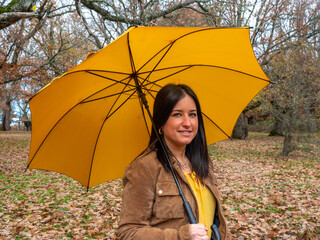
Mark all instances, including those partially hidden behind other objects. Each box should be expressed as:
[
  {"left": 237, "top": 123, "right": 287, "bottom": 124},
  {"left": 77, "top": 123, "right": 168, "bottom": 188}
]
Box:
[{"left": 133, "top": 75, "right": 149, "bottom": 109}]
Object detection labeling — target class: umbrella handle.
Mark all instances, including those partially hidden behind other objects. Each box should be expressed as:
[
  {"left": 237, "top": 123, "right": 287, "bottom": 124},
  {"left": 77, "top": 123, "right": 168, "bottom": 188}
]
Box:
[
  {"left": 184, "top": 201, "right": 197, "bottom": 224},
  {"left": 211, "top": 225, "right": 221, "bottom": 240}
]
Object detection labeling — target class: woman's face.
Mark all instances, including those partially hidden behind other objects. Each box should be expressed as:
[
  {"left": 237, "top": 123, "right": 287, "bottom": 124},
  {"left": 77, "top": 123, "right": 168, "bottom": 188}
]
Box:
[{"left": 162, "top": 94, "right": 198, "bottom": 150}]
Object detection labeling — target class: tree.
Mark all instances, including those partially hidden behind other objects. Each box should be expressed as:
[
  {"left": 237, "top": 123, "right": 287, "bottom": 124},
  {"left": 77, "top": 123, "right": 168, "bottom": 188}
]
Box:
[
  {"left": 195, "top": 0, "right": 320, "bottom": 141},
  {"left": 261, "top": 0, "right": 320, "bottom": 156},
  {"left": 266, "top": 43, "right": 320, "bottom": 156},
  {"left": 74, "top": 0, "right": 217, "bottom": 49},
  {"left": 0, "top": 1, "right": 95, "bottom": 130},
  {"left": 0, "top": 17, "right": 41, "bottom": 130},
  {"left": 0, "top": 0, "right": 49, "bottom": 29}
]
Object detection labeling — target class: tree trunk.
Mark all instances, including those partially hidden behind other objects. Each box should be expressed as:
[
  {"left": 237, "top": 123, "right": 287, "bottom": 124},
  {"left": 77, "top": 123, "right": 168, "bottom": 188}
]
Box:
[
  {"left": 232, "top": 112, "right": 248, "bottom": 139},
  {"left": 282, "top": 128, "right": 296, "bottom": 157},
  {"left": 24, "top": 121, "right": 32, "bottom": 131},
  {"left": 269, "top": 118, "right": 284, "bottom": 136},
  {"left": 305, "top": 107, "right": 317, "bottom": 133},
  {"left": 1, "top": 100, "right": 12, "bottom": 131}
]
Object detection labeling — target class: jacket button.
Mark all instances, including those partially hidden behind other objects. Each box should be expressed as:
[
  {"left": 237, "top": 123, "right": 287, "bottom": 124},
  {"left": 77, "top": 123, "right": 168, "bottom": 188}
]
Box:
[{"left": 158, "top": 190, "right": 163, "bottom": 195}]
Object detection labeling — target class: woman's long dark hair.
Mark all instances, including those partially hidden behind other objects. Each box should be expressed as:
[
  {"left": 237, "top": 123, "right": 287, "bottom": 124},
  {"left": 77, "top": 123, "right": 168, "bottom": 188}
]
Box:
[{"left": 149, "top": 84, "right": 210, "bottom": 179}]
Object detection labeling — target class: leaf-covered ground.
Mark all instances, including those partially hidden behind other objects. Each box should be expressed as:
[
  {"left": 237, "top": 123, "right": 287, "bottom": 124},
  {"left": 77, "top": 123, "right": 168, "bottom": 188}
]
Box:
[{"left": 0, "top": 132, "right": 319, "bottom": 239}]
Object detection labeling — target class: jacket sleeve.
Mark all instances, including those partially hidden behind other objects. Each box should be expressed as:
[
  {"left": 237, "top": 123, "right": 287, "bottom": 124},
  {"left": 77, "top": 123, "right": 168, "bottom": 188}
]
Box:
[
  {"left": 117, "top": 156, "right": 191, "bottom": 240},
  {"left": 225, "top": 227, "right": 232, "bottom": 240}
]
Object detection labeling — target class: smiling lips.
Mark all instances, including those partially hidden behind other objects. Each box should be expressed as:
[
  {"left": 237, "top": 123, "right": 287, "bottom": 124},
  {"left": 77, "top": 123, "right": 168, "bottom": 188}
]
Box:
[{"left": 178, "top": 130, "right": 193, "bottom": 136}]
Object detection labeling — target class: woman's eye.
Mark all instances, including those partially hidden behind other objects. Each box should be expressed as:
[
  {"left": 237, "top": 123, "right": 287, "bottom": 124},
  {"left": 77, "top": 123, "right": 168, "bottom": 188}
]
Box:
[
  {"left": 172, "top": 113, "right": 182, "bottom": 117},
  {"left": 190, "top": 113, "right": 197, "bottom": 117}
]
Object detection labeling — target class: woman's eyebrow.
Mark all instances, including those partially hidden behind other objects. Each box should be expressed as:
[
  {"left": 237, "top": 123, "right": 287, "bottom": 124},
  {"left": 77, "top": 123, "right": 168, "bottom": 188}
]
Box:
[{"left": 172, "top": 109, "right": 197, "bottom": 112}]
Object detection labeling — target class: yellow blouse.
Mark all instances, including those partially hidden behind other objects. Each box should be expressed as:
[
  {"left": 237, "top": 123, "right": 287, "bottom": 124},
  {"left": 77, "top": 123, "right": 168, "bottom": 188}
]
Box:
[{"left": 184, "top": 172, "right": 216, "bottom": 237}]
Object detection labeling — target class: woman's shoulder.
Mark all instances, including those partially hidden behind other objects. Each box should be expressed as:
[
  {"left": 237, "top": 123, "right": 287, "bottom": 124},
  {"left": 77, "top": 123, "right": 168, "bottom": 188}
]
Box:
[
  {"left": 123, "top": 149, "right": 162, "bottom": 185},
  {"left": 126, "top": 149, "right": 161, "bottom": 173}
]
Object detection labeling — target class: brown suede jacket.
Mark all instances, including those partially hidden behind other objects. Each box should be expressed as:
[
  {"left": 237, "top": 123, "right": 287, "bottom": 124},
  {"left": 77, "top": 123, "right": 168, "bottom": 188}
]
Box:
[{"left": 117, "top": 149, "right": 231, "bottom": 240}]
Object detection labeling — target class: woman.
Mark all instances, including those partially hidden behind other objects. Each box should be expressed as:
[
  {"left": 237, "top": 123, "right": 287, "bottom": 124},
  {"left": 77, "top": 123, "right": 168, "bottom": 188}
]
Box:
[{"left": 117, "top": 84, "right": 230, "bottom": 240}]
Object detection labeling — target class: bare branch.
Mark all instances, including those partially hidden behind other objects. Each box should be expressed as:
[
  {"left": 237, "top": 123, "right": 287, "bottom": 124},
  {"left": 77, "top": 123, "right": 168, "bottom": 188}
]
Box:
[
  {"left": 80, "top": 0, "right": 204, "bottom": 26},
  {"left": 75, "top": 0, "right": 102, "bottom": 49},
  {"left": 0, "top": 12, "right": 38, "bottom": 29},
  {"left": 0, "top": 0, "right": 39, "bottom": 29}
]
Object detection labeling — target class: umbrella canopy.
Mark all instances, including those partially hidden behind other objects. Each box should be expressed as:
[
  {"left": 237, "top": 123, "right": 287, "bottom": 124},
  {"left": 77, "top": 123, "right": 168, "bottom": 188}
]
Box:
[{"left": 26, "top": 26, "right": 270, "bottom": 189}]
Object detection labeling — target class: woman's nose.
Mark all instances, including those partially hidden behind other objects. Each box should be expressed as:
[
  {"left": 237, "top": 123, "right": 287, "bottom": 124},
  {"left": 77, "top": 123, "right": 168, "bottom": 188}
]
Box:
[{"left": 182, "top": 116, "right": 191, "bottom": 126}]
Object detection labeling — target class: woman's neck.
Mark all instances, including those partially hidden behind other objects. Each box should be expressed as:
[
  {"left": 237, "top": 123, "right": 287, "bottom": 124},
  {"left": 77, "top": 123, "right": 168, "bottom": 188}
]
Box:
[
  {"left": 169, "top": 147, "right": 192, "bottom": 173},
  {"left": 172, "top": 151, "right": 186, "bottom": 163},
  {"left": 166, "top": 143, "right": 186, "bottom": 160},
  {"left": 166, "top": 144, "right": 188, "bottom": 165}
]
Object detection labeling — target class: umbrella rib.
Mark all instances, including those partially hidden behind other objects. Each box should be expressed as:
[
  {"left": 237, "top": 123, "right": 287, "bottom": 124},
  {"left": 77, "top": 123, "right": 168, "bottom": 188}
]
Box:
[
  {"left": 81, "top": 88, "right": 135, "bottom": 104},
  {"left": 79, "top": 75, "right": 134, "bottom": 103},
  {"left": 201, "top": 112, "right": 232, "bottom": 140},
  {"left": 86, "top": 86, "right": 138, "bottom": 189},
  {"left": 145, "top": 66, "right": 194, "bottom": 86},
  {"left": 85, "top": 70, "right": 136, "bottom": 87},
  {"left": 138, "top": 81, "right": 161, "bottom": 97},
  {"left": 139, "top": 64, "right": 270, "bottom": 83},
  {"left": 127, "top": 31, "right": 137, "bottom": 74},
  {"left": 27, "top": 70, "right": 132, "bottom": 102},
  {"left": 71, "top": 69, "right": 130, "bottom": 76},
  {"left": 136, "top": 65, "right": 192, "bottom": 94},
  {"left": 104, "top": 88, "right": 137, "bottom": 121},
  {"left": 139, "top": 82, "right": 158, "bottom": 105},
  {"left": 140, "top": 42, "right": 175, "bottom": 87},
  {"left": 136, "top": 41, "right": 173, "bottom": 74}
]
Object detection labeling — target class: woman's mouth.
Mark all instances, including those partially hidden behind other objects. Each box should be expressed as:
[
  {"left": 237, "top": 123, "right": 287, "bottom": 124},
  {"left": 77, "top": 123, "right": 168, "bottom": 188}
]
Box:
[{"left": 178, "top": 130, "right": 192, "bottom": 136}]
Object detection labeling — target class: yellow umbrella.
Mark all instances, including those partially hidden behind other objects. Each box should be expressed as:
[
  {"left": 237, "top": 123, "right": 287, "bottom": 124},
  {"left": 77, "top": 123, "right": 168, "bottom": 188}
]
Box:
[{"left": 26, "top": 26, "right": 270, "bottom": 189}]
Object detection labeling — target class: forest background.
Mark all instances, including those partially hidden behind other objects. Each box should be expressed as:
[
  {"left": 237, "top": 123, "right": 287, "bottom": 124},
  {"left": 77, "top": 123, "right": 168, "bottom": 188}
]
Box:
[
  {"left": 0, "top": 0, "right": 319, "bottom": 239},
  {"left": 1, "top": 0, "right": 319, "bottom": 155}
]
